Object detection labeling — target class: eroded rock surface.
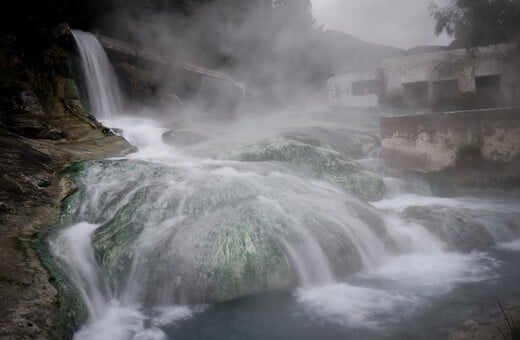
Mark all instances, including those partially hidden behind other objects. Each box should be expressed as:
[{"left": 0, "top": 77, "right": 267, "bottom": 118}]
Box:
[{"left": 0, "top": 36, "right": 133, "bottom": 339}]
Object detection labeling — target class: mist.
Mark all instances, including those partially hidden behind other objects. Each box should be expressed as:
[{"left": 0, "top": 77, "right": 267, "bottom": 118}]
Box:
[
  {"left": 312, "top": 0, "right": 453, "bottom": 49},
  {"left": 2, "top": 0, "right": 520, "bottom": 339},
  {"left": 94, "top": 0, "right": 329, "bottom": 121}
]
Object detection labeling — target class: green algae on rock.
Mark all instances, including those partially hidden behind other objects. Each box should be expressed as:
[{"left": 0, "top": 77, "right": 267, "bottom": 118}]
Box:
[
  {"left": 232, "top": 139, "right": 385, "bottom": 201},
  {"left": 58, "top": 156, "right": 393, "bottom": 306}
]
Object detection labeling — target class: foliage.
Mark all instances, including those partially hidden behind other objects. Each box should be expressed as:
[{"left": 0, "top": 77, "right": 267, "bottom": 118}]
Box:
[{"left": 430, "top": 0, "right": 520, "bottom": 48}]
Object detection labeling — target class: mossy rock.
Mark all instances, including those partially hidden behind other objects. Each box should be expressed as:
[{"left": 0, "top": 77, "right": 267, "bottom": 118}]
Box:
[
  {"left": 235, "top": 140, "right": 361, "bottom": 174},
  {"left": 326, "top": 171, "right": 386, "bottom": 201},
  {"left": 282, "top": 127, "right": 380, "bottom": 159},
  {"left": 205, "top": 217, "right": 293, "bottom": 302},
  {"left": 233, "top": 140, "right": 385, "bottom": 200},
  {"left": 59, "top": 157, "right": 391, "bottom": 306}
]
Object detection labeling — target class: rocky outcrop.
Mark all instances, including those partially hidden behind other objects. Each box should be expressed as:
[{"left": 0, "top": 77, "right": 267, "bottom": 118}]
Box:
[
  {"left": 0, "top": 36, "right": 133, "bottom": 339},
  {"left": 58, "top": 156, "right": 389, "bottom": 306},
  {"left": 232, "top": 139, "right": 385, "bottom": 201},
  {"left": 401, "top": 205, "right": 520, "bottom": 252},
  {"left": 282, "top": 127, "right": 380, "bottom": 159}
]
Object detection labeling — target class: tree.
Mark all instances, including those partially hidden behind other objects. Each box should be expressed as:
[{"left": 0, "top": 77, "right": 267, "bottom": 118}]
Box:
[
  {"left": 272, "top": 0, "right": 317, "bottom": 30},
  {"left": 431, "top": 0, "right": 520, "bottom": 48}
]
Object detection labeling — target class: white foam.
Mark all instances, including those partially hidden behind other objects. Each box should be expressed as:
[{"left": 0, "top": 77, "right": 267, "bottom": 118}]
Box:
[
  {"left": 74, "top": 303, "right": 147, "bottom": 340},
  {"left": 152, "top": 305, "right": 206, "bottom": 327},
  {"left": 498, "top": 239, "right": 520, "bottom": 252},
  {"left": 73, "top": 303, "right": 200, "bottom": 340},
  {"left": 50, "top": 222, "right": 109, "bottom": 319},
  {"left": 296, "top": 252, "right": 496, "bottom": 329},
  {"left": 372, "top": 194, "right": 520, "bottom": 215},
  {"left": 296, "top": 284, "right": 411, "bottom": 329},
  {"left": 359, "top": 253, "right": 497, "bottom": 291}
]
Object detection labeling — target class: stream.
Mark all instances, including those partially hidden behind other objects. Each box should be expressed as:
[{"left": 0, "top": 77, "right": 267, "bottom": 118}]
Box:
[{"left": 48, "top": 30, "right": 520, "bottom": 340}]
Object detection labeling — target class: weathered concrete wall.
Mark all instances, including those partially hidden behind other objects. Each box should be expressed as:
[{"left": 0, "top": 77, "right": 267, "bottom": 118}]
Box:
[
  {"left": 381, "top": 44, "right": 519, "bottom": 104},
  {"left": 327, "top": 70, "right": 378, "bottom": 108},
  {"left": 381, "top": 107, "right": 520, "bottom": 172}
]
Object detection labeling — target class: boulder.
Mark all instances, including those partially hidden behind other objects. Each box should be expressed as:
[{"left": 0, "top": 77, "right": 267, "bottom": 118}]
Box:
[
  {"left": 402, "top": 206, "right": 506, "bottom": 252},
  {"left": 283, "top": 127, "right": 380, "bottom": 159},
  {"left": 62, "top": 158, "right": 390, "bottom": 305},
  {"left": 233, "top": 139, "right": 385, "bottom": 201},
  {"left": 162, "top": 129, "right": 207, "bottom": 147}
]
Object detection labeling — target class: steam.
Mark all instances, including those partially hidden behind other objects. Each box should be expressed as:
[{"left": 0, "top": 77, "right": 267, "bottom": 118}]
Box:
[{"left": 98, "top": 0, "right": 329, "bottom": 117}]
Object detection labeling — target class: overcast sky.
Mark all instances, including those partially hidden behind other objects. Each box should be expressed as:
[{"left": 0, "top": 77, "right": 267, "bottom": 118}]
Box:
[{"left": 311, "top": 0, "right": 453, "bottom": 49}]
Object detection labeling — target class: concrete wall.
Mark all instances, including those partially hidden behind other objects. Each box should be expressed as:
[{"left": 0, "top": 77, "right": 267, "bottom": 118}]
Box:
[
  {"left": 327, "top": 71, "right": 378, "bottom": 108},
  {"left": 381, "top": 44, "right": 519, "bottom": 105},
  {"left": 381, "top": 107, "right": 520, "bottom": 172}
]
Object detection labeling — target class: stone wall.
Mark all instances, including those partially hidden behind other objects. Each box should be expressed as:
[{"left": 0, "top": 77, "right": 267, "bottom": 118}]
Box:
[{"left": 381, "top": 108, "right": 520, "bottom": 172}]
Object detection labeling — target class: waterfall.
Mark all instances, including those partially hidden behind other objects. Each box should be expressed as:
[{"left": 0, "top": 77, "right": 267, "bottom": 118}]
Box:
[
  {"left": 71, "top": 29, "right": 124, "bottom": 119},
  {"left": 48, "top": 90, "right": 520, "bottom": 338},
  {"left": 50, "top": 222, "right": 111, "bottom": 320}
]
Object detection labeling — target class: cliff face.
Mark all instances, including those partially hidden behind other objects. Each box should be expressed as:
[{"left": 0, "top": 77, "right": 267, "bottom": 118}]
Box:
[{"left": 0, "top": 33, "right": 134, "bottom": 339}]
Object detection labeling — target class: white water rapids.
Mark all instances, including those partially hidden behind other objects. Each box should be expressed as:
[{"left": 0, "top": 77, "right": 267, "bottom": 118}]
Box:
[{"left": 51, "top": 30, "right": 520, "bottom": 340}]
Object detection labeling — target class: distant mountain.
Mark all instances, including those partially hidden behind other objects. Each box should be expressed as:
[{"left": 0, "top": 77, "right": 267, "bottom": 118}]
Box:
[
  {"left": 321, "top": 30, "right": 404, "bottom": 75},
  {"left": 405, "top": 45, "right": 449, "bottom": 55}
]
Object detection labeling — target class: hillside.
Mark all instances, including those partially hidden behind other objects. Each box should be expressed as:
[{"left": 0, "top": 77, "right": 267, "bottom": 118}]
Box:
[{"left": 321, "top": 30, "right": 404, "bottom": 74}]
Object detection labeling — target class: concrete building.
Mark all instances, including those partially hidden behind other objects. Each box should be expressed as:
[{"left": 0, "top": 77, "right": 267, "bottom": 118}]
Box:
[
  {"left": 328, "top": 44, "right": 520, "bottom": 110},
  {"left": 381, "top": 44, "right": 519, "bottom": 109},
  {"left": 327, "top": 70, "right": 379, "bottom": 108}
]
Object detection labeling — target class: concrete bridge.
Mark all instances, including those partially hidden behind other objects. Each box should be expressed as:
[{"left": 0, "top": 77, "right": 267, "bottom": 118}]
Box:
[{"left": 95, "top": 34, "right": 248, "bottom": 95}]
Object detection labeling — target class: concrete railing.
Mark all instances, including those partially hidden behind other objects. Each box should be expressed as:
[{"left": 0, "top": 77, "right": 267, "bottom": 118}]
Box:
[{"left": 96, "top": 34, "right": 248, "bottom": 95}]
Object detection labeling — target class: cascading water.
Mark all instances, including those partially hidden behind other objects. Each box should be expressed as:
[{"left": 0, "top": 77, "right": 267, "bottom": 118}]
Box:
[
  {"left": 71, "top": 30, "right": 123, "bottom": 119},
  {"left": 51, "top": 33, "right": 520, "bottom": 340}
]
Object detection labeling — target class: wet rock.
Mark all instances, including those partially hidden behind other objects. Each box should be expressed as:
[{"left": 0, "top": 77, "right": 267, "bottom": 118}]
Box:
[
  {"left": 162, "top": 129, "right": 207, "bottom": 146},
  {"left": 11, "top": 317, "right": 42, "bottom": 335},
  {"left": 402, "top": 206, "right": 501, "bottom": 252},
  {"left": 233, "top": 140, "right": 385, "bottom": 201},
  {"left": 0, "top": 39, "right": 134, "bottom": 339},
  {"left": 65, "top": 155, "right": 390, "bottom": 305},
  {"left": 63, "top": 78, "right": 80, "bottom": 100},
  {"left": 283, "top": 127, "right": 380, "bottom": 159},
  {"left": 0, "top": 81, "right": 54, "bottom": 139},
  {"left": 83, "top": 161, "right": 292, "bottom": 303},
  {"left": 325, "top": 171, "right": 385, "bottom": 202},
  {"left": 0, "top": 176, "right": 24, "bottom": 194},
  {"left": 110, "top": 127, "right": 124, "bottom": 135}
]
